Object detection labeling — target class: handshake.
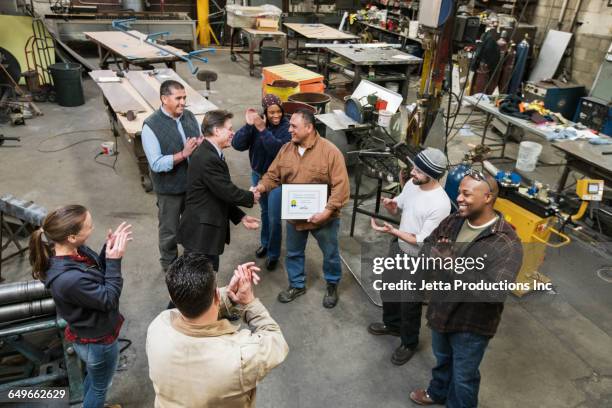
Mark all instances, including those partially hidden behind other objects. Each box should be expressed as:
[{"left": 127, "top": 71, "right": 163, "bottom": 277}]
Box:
[
  {"left": 249, "top": 185, "right": 262, "bottom": 204},
  {"left": 226, "top": 262, "right": 261, "bottom": 305}
]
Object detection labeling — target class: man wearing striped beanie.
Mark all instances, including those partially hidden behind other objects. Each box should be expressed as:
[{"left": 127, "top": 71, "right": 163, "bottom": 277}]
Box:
[{"left": 369, "top": 147, "right": 451, "bottom": 365}]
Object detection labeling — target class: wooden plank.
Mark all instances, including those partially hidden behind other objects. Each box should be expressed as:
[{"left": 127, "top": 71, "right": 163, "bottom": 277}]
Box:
[
  {"left": 125, "top": 71, "right": 162, "bottom": 110},
  {"left": 84, "top": 31, "right": 186, "bottom": 61},
  {"left": 89, "top": 70, "right": 147, "bottom": 114}
]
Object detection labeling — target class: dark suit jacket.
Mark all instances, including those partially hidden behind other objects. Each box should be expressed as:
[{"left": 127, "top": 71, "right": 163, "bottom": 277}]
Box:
[{"left": 178, "top": 139, "right": 254, "bottom": 255}]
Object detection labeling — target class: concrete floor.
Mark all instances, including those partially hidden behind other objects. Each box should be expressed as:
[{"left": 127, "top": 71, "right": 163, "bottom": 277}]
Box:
[{"left": 1, "top": 49, "right": 611, "bottom": 407}]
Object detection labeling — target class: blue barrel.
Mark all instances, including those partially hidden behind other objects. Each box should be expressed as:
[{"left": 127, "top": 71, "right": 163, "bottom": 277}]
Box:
[{"left": 445, "top": 163, "right": 471, "bottom": 209}]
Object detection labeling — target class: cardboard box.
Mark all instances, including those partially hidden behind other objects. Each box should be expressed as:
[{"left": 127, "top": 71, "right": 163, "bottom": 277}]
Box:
[{"left": 256, "top": 18, "right": 279, "bottom": 31}]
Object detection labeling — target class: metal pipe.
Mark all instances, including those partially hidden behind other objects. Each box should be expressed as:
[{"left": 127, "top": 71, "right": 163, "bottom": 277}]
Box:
[
  {"left": 0, "top": 298, "right": 56, "bottom": 323},
  {"left": 76, "top": 0, "right": 122, "bottom": 6},
  {"left": 0, "top": 280, "right": 50, "bottom": 306},
  {"left": 568, "top": 0, "right": 584, "bottom": 32},
  {"left": 558, "top": 0, "right": 569, "bottom": 30},
  {"left": 0, "top": 372, "right": 66, "bottom": 392},
  {"left": 0, "top": 317, "right": 65, "bottom": 338}
]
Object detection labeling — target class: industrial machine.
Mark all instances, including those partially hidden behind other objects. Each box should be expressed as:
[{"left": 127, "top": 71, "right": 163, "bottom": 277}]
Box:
[
  {"left": 445, "top": 162, "right": 604, "bottom": 296},
  {"left": 523, "top": 81, "right": 585, "bottom": 120},
  {"left": 573, "top": 96, "right": 612, "bottom": 136},
  {"left": 453, "top": 15, "right": 480, "bottom": 44},
  {"left": 0, "top": 280, "right": 84, "bottom": 403}
]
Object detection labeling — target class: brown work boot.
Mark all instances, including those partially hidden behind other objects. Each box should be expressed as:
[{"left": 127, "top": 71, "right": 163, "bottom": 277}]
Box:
[{"left": 409, "top": 389, "right": 436, "bottom": 406}]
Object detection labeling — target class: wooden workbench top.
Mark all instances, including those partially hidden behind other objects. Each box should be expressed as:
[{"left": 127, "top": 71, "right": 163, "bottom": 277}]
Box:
[
  {"left": 85, "top": 31, "right": 187, "bottom": 61},
  {"left": 283, "top": 23, "right": 358, "bottom": 40},
  {"left": 89, "top": 69, "right": 216, "bottom": 137}
]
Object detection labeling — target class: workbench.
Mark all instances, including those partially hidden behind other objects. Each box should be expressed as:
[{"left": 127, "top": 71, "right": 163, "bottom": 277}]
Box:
[
  {"left": 323, "top": 45, "right": 422, "bottom": 101},
  {"left": 357, "top": 21, "right": 423, "bottom": 47},
  {"left": 463, "top": 95, "right": 554, "bottom": 160},
  {"left": 283, "top": 23, "right": 358, "bottom": 64},
  {"left": 89, "top": 69, "right": 217, "bottom": 191},
  {"left": 552, "top": 140, "right": 612, "bottom": 194},
  {"left": 85, "top": 31, "right": 187, "bottom": 70},
  {"left": 229, "top": 28, "right": 287, "bottom": 77}
]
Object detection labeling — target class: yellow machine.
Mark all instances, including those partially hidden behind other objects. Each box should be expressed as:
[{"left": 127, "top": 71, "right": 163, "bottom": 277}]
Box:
[{"left": 494, "top": 179, "right": 604, "bottom": 296}]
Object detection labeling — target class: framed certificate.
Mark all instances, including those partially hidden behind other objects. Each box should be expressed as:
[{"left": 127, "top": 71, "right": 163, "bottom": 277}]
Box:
[{"left": 281, "top": 184, "right": 328, "bottom": 220}]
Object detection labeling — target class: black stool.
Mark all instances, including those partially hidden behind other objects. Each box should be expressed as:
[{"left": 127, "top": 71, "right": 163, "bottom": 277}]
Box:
[{"left": 196, "top": 70, "right": 218, "bottom": 99}]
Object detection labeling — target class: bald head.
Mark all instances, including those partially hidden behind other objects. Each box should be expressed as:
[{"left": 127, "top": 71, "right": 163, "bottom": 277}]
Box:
[{"left": 456, "top": 173, "right": 498, "bottom": 219}]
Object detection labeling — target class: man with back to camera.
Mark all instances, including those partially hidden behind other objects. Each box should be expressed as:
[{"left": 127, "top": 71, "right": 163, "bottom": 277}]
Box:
[
  {"left": 369, "top": 148, "right": 451, "bottom": 365},
  {"left": 142, "top": 80, "right": 202, "bottom": 272},
  {"left": 146, "top": 253, "right": 289, "bottom": 407},
  {"left": 178, "top": 109, "right": 260, "bottom": 272},
  {"left": 253, "top": 109, "right": 350, "bottom": 308},
  {"left": 409, "top": 171, "right": 523, "bottom": 407}
]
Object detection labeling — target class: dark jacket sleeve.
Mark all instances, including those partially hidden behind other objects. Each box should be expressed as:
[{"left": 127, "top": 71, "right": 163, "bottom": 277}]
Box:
[
  {"left": 62, "top": 259, "right": 123, "bottom": 312},
  {"left": 259, "top": 121, "right": 291, "bottom": 156},
  {"left": 229, "top": 205, "right": 246, "bottom": 225},
  {"left": 232, "top": 124, "right": 256, "bottom": 151},
  {"left": 201, "top": 155, "right": 255, "bottom": 208}
]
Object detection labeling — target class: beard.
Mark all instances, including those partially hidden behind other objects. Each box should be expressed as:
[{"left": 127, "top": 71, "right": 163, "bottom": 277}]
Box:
[{"left": 412, "top": 175, "right": 431, "bottom": 185}]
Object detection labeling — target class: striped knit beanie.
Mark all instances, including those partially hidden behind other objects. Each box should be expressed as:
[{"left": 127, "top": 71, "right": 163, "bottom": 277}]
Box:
[{"left": 412, "top": 148, "right": 448, "bottom": 179}]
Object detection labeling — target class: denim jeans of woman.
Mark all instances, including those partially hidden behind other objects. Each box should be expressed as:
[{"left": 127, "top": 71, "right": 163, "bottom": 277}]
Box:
[
  {"left": 73, "top": 340, "right": 119, "bottom": 408},
  {"left": 252, "top": 171, "right": 282, "bottom": 261}
]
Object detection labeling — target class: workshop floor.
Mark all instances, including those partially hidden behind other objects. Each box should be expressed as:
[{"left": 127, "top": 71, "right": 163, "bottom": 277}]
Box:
[{"left": 1, "top": 49, "right": 611, "bottom": 408}]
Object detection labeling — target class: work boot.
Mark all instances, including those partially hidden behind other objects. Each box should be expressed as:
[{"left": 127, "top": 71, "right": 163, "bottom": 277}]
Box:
[
  {"left": 255, "top": 246, "right": 267, "bottom": 258},
  {"left": 367, "top": 322, "right": 400, "bottom": 337},
  {"left": 409, "top": 389, "right": 437, "bottom": 406},
  {"left": 322, "top": 283, "right": 339, "bottom": 308},
  {"left": 266, "top": 258, "right": 278, "bottom": 271},
  {"left": 278, "top": 286, "right": 306, "bottom": 303},
  {"left": 391, "top": 344, "right": 416, "bottom": 365}
]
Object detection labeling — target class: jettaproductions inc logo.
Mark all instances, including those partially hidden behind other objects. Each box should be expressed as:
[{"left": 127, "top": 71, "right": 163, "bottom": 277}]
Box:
[{"left": 360, "top": 241, "right": 549, "bottom": 303}]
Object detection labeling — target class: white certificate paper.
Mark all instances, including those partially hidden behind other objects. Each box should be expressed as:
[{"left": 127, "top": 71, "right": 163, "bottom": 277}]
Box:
[{"left": 281, "top": 184, "right": 328, "bottom": 220}]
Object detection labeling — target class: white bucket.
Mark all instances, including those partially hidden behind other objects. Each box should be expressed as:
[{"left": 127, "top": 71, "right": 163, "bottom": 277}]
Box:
[
  {"left": 378, "top": 110, "right": 393, "bottom": 128},
  {"left": 516, "top": 141, "right": 542, "bottom": 172}
]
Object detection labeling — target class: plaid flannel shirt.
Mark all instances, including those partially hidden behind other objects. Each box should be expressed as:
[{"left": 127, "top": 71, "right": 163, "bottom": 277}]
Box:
[{"left": 420, "top": 211, "right": 523, "bottom": 337}]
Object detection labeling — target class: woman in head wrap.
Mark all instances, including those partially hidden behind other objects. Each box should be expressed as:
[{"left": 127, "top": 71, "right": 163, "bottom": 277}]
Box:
[{"left": 232, "top": 94, "right": 290, "bottom": 270}]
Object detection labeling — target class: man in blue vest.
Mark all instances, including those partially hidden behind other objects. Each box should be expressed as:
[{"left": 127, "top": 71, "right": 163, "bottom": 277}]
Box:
[{"left": 142, "top": 80, "right": 202, "bottom": 271}]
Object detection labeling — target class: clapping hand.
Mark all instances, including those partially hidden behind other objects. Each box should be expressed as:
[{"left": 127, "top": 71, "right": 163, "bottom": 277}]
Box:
[
  {"left": 106, "top": 222, "right": 132, "bottom": 259},
  {"left": 182, "top": 137, "right": 198, "bottom": 158},
  {"left": 241, "top": 215, "right": 261, "bottom": 230},
  {"left": 371, "top": 218, "right": 394, "bottom": 234},
  {"left": 252, "top": 113, "right": 266, "bottom": 132},
  {"left": 381, "top": 197, "right": 398, "bottom": 213},
  {"left": 227, "top": 262, "right": 261, "bottom": 305},
  {"left": 245, "top": 108, "right": 259, "bottom": 126}
]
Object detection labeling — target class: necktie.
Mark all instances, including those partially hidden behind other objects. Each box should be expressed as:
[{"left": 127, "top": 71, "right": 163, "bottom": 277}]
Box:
[{"left": 220, "top": 152, "right": 225, "bottom": 162}]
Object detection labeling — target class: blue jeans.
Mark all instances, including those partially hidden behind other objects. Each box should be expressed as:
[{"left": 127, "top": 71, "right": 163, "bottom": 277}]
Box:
[
  {"left": 285, "top": 218, "right": 342, "bottom": 288},
  {"left": 427, "top": 330, "right": 490, "bottom": 408},
  {"left": 73, "top": 341, "right": 119, "bottom": 408},
  {"left": 252, "top": 171, "right": 282, "bottom": 261}
]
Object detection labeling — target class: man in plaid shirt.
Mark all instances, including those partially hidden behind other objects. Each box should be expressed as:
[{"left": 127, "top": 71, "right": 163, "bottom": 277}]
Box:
[{"left": 410, "top": 171, "right": 523, "bottom": 407}]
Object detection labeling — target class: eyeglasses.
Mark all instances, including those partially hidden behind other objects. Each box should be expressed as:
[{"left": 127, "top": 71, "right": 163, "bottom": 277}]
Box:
[{"left": 466, "top": 168, "right": 495, "bottom": 192}]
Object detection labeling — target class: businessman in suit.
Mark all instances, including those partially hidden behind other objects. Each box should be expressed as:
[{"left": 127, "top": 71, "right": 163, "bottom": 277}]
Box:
[{"left": 178, "top": 110, "right": 260, "bottom": 272}]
